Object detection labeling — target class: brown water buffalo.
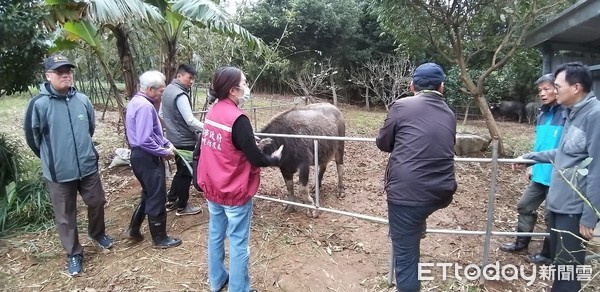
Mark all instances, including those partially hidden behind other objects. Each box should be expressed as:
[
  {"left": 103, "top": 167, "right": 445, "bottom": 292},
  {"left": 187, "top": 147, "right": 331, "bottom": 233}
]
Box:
[{"left": 258, "top": 103, "right": 345, "bottom": 216}]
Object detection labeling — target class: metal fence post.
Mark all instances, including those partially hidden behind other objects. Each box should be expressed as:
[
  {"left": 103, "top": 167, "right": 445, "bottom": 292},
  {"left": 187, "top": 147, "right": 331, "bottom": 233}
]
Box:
[
  {"left": 481, "top": 139, "right": 499, "bottom": 283},
  {"left": 313, "top": 140, "right": 320, "bottom": 209}
]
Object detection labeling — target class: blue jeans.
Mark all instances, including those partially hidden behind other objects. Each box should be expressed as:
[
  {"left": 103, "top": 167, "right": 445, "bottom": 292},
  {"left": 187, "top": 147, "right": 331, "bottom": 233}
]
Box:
[
  {"left": 388, "top": 202, "right": 443, "bottom": 292},
  {"left": 207, "top": 199, "right": 253, "bottom": 292}
]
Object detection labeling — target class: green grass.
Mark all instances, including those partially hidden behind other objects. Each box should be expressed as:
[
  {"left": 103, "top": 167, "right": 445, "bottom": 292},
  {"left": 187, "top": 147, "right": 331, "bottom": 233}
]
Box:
[
  {"left": 0, "top": 92, "right": 32, "bottom": 109},
  {"left": 342, "top": 108, "right": 386, "bottom": 137}
]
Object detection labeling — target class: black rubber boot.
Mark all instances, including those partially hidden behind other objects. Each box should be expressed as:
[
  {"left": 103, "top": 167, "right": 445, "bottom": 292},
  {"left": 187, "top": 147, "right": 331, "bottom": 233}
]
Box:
[
  {"left": 499, "top": 236, "right": 530, "bottom": 253},
  {"left": 126, "top": 202, "right": 145, "bottom": 242},
  {"left": 148, "top": 213, "right": 182, "bottom": 249}
]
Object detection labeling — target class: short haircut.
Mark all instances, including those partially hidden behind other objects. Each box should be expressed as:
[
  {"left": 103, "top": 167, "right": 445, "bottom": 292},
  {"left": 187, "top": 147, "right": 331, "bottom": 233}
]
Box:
[
  {"left": 534, "top": 73, "right": 554, "bottom": 86},
  {"left": 177, "top": 64, "right": 197, "bottom": 77},
  {"left": 554, "top": 62, "right": 593, "bottom": 93},
  {"left": 210, "top": 67, "right": 242, "bottom": 101},
  {"left": 139, "top": 70, "right": 166, "bottom": 91}
]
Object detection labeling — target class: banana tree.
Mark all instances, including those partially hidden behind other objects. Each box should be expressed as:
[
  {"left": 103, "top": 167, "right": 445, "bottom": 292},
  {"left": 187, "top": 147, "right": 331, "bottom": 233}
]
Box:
[
  {"left": 44, "top": 0, "right": 266, "bottom": 101},
  {"left": 51, "top": 20, "right": 125, "bottom": 121},
  {"left": 149, "top": 0, "right": 266, "bottom": 81},
  {"left": 44, "top": 0, "right": 162, "bottom": 99}
]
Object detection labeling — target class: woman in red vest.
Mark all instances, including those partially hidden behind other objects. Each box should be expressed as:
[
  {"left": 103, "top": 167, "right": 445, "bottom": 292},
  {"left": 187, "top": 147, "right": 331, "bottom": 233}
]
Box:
[{"left": 198, "top": 67, "right": 282, "bottom": 292}]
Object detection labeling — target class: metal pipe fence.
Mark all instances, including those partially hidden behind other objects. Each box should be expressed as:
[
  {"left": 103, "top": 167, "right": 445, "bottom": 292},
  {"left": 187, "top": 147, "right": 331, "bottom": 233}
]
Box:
[{"left": 251, "top": 132, "right": 599, "bottom": 287}]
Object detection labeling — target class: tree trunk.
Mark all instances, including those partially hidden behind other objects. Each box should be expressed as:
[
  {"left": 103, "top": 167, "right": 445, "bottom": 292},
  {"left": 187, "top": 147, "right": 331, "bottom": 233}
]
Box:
[
  {"left": 330, "top": 75, "right": 337, "bottom": 106},
  {"left": 474, "top": 93, "right": 504, "bottom": 155},
  {"left": 108, "top": 24, "right": 137, "bottom": 99},
  {"left": 365, "top": 87, "right": 370, "bottom": 111},
  {"left": 462, "top": 99, "right": 470, "bottom": 126},
  {"left": 161, "top": 38, "right": 178, "bottom": 83},
  {"left": 296, "top": 74, "right": 311, "bottom": 104},
  {"left": 97, "top": 54, "right": 126, "bottom": 141}
]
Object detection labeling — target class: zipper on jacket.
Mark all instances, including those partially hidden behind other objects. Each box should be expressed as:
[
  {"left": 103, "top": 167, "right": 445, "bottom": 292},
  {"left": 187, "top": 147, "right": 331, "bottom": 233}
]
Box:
[{"left": 65, "top": 98, "right": 83, "bottom": 178}]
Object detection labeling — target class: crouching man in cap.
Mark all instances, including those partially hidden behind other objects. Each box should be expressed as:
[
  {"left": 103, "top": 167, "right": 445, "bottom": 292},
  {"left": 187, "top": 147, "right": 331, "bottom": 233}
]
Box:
[
  {"left": 24, "top": 54, "right": 113, "bottom": 277},
  {"left": 376, "top": 63, "right": 457, "bottom": 291}
]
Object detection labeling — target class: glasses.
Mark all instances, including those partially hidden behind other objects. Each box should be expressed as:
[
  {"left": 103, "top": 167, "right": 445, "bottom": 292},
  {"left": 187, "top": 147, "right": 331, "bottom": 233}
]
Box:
[{"left": 48, "top": 69, "right": 74, "bottom": 75}]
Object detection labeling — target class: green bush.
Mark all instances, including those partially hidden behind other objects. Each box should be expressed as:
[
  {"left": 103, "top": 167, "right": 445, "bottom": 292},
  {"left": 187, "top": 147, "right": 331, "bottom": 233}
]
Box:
[{"left": 0, "top": 134, "right": 53, "bottom": 235}]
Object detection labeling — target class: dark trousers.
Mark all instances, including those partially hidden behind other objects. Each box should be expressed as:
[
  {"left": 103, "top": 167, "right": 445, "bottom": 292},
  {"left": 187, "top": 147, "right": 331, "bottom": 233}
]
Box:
[
  {"left": 547, "top": 211, "right": 586, "bottom": 292},
  {"left": 130, "top": 148, "right": 167, "bottom": 217},
  {"left": 45, "top": 172, "right": 106, "bottom": 256},
  {"left": 167, "top": 145, "right": 195, "bottom": 208},
  {"left": 517, "top": 181, "right": 550, "bottom": 254},
  {"left": 388, "top": 202, "right": 442, "bottom": 292}
]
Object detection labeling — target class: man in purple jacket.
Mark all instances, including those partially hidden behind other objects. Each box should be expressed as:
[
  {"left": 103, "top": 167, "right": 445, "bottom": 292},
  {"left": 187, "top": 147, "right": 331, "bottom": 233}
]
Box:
[
  {"left": 376, "top": 63, "right": 457, "bottom": 292},
  {"left": 125, "top": 70, "right": 181, "bottom": 248}
]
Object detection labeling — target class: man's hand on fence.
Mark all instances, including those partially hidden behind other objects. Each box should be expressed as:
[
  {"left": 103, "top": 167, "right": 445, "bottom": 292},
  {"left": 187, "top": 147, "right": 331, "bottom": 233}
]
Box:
[
  {"left": 511, "top": 156, "right": 528, "bottom": 171},
  {"left": 580, "top": 224, "right": 595, "bottom": 240}
]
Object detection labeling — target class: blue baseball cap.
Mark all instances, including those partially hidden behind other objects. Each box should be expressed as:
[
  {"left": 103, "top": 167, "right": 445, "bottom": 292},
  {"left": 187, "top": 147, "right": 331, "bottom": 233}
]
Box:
[
  {"left": 413, "top": 63, "right": 445, "bottom": 87},
  {"left": 44, "top": 54, "right": 76, "bottom": 71}
]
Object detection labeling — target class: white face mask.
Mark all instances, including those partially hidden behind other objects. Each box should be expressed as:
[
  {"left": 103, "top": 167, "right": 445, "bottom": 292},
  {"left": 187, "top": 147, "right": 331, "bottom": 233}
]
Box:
[{"left": 238, "top": 87, "right": 251, "bottom": 107}]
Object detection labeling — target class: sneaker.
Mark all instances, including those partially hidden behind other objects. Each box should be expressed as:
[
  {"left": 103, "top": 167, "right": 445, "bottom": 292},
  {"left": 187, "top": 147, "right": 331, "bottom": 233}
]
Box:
[
  {"left": 67, "top": 254, "right": 83, "bottom": 276},
  {"left": 175, "top": 204, "right": 202, "bottom": 216},
  {"left": 91, "top": 233, "right": 113, "bottom": 249},
  {"left": 165, "top": 200, "right": 177, "bottom": 212}
]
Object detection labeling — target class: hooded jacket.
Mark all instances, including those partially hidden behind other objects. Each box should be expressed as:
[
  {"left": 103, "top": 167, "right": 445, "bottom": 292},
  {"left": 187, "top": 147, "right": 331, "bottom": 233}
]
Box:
[
  {"left": 24, "top": 83, "right": 98, "bottom": 183},
  {"left": 523, "top": 92, "right": 600, "bottom": 228}
]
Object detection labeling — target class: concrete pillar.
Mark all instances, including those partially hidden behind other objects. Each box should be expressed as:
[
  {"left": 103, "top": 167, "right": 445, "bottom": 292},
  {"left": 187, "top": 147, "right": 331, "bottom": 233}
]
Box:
[{"left": 542, "top": 43, "right": 554, "bottom": 74}]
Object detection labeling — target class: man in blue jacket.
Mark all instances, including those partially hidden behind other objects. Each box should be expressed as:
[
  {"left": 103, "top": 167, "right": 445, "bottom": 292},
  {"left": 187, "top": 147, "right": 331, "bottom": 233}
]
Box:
[
  {"left": 500, "top": 74, "right": 566, "bottom": 264},
  {"left": 376, "top": 63, "right": 457, "bottom": 292},
  {"left": 24, "top": 55, "right": 112, "bottom": 277}
]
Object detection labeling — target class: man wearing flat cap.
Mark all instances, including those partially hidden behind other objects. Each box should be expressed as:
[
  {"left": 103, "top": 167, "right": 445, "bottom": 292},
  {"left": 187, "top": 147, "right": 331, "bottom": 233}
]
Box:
[
  {"left": 23, "top": 54, "right": 112, "bottom": 277},
  {"left": 376, "top": 63, "right": 457, "bottom": 291}
]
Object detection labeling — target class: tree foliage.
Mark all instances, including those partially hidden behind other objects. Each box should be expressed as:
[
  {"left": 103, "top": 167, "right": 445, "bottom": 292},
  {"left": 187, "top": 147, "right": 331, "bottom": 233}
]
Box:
[
  {"left": 374, "top": 0, "right": 575, "bottom": 154},
  {"left": 0, "top": 0, "right": 48, "bottom": 96},
  {"left": 240, "top": 0, "right": 397, "bottom": 98}
]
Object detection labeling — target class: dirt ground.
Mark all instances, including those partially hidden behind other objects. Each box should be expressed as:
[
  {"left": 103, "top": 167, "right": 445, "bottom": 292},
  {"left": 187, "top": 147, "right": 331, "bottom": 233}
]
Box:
[{"left": 1, "top": 96, "right": 598, "bottom": 291}]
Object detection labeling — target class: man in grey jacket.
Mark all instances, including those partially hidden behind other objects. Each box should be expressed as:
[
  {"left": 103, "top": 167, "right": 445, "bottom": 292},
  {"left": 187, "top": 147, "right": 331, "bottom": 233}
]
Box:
[
  {"left": 24, "top": 54, "right": 112, "bottom": 277},
  {"left": 520, "top": 62, "right": 600, "bottom": 291},
  {"left": 159, "top": 64, "right": 203, "bottom": 216}
]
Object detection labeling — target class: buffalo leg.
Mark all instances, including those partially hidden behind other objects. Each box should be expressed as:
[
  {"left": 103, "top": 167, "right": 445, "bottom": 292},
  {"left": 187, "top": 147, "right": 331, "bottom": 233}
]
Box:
[
  {"left": 282, "top": 170, "right": 296, "bottom": 213},
  {"left": 335, "top": 143, "right": 345, "bottom": 198},
  {"left": 336, "top": 163, "right": 345, "bottom": 198},
  {"left": 299, "top": 164, "right": 318, "bottom": 217},
  {"left": 317, "top": 163, "right": 327, "bottom": 189}
]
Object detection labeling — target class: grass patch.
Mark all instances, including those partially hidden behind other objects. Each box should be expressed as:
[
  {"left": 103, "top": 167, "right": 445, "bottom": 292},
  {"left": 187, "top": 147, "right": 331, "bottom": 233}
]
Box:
[{"left": 342, "top": 108, "right": 386, "bottom": 137}]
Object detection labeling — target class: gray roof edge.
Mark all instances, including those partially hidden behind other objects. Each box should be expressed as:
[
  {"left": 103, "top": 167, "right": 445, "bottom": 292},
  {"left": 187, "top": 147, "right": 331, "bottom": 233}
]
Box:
[{"left": 524, "top": 0, "right": 598, "bottom": 48}]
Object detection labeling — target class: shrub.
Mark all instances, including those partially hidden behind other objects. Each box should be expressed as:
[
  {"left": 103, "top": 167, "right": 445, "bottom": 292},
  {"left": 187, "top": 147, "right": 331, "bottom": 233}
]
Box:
[{"left": 0, "top": 134, "right": 53, "bottom": 235}]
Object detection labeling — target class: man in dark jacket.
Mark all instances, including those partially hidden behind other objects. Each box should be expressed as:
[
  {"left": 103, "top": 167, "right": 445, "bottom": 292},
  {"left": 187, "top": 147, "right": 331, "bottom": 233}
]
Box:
[
  {"left": 376, "top": 63, "right": 457, "bottom": 292},
  {"left": 159, "top": 64, "right": 203, "bottom": 216},
  {"left": 24, "top": 54, "right": 112, "bottom": 277}
]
